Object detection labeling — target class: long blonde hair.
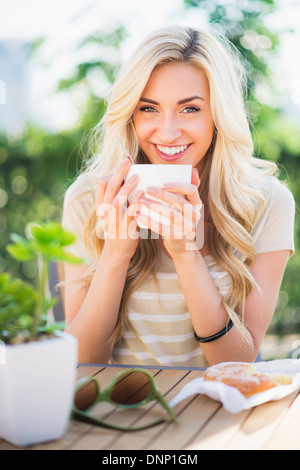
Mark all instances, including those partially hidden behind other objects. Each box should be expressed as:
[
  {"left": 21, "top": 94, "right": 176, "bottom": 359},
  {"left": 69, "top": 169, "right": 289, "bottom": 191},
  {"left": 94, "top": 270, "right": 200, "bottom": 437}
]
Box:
[{"left": 79, "top": 26, "right": 277, "bottom": 342}]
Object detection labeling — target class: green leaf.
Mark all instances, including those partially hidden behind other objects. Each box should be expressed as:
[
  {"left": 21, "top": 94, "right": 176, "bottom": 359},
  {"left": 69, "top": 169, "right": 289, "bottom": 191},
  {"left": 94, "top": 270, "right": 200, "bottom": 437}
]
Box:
[
  {"left": 2, "top": 221, "right": 83, "bottom": 343},
  {"left": 6, "top": 243, "right": 36, "bottom": 262},
  {"left": 7, "top": 233, "right": 36, "bottom": 260},
  {"left": 30, "top": 222, "right": 76, "bottom": 247},
  {"left": 42, "top": 246, "right": 83, "bottom": 263},
  {"left": 41, "top": 321, "right": 65, "bottom": 334}
]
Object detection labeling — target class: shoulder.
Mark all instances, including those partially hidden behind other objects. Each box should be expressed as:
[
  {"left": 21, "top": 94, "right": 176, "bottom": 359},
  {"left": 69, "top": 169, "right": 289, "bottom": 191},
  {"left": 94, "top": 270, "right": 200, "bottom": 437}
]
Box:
[
  {"left": 64, "top": 173, "right": 96, "bottom": 210},
  {"left": 62, "top": 173, "right": 97, "bottom": 259},
  {"left": 252, "top": 176, "right": 295, "bottom": 255},
  {"left": 260, "top": 177, "right": 295, "bottom": 209}
]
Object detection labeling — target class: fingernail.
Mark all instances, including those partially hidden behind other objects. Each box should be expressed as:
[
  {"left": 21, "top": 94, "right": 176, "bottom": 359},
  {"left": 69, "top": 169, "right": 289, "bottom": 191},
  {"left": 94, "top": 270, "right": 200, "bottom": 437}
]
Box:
[
  {"left": 122, "top": 157, "right": 131, "bottom": 166},
  {"left": 163, "top": 183, "right": 174, "bottom": 189},
  {"left": 135, "top": 190, "right": 144, "bottom": 198},
  {"left": 192, "top": 168, "right": 200, "bottom": 184},
  {"left": 128, "top": 174, "right": 138, "bottom": 182},
  {"left": 147, "top": 186, "right": 158, "bottom": 193}
]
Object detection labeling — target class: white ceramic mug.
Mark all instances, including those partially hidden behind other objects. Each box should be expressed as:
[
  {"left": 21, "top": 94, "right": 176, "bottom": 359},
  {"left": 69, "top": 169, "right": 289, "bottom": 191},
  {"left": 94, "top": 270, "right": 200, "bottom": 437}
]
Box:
[{"left": 125, "top": 164, "right": 192, "bottom": 227}]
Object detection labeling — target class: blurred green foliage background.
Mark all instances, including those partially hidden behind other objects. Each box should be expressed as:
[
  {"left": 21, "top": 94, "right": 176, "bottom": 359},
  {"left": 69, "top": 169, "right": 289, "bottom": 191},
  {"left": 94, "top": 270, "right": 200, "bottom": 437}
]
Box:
[{"left": 0, "top": 0, "right": 299, "bottom": 337}]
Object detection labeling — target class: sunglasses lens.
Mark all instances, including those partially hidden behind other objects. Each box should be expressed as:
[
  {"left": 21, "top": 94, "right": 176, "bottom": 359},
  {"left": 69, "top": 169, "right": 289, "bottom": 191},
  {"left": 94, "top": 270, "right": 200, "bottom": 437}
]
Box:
[
  {"left": 74, "top": 380, "right": 98, "bottom": 411},
  {"left": 110, "top": 371, "right": 152, "bottom": 405}
]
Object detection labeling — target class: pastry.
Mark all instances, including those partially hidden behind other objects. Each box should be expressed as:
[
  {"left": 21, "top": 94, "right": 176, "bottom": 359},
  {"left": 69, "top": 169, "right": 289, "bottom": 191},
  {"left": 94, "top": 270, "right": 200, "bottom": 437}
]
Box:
[{"left": 203, "top": 362, "right": 292, "bottom": 398}]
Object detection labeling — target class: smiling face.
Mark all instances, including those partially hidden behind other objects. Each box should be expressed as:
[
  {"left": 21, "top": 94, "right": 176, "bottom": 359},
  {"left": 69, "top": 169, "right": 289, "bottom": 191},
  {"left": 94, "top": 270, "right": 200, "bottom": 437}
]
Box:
[{"left": 133, "top": 62, "right": 215, "bottom": 168}]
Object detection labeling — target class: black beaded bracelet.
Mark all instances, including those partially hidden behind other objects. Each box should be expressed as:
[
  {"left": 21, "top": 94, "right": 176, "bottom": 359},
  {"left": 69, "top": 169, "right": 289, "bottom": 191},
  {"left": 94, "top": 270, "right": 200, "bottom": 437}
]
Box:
[{"left": 194, "top": 319, "right": 234, "bottom": 343}]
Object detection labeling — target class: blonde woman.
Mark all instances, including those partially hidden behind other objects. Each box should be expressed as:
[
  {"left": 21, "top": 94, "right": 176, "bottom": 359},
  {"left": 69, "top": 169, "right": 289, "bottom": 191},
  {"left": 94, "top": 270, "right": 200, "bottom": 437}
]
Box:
[{"left": 62, "top": 26, "right": 295, "bottom": 367}]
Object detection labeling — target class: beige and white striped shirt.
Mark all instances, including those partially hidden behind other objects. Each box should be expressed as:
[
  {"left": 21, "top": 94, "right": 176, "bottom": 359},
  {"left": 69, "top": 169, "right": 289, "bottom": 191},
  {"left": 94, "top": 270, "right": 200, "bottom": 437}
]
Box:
[{"left": 62, "top": 173, "right": 295, "bottom": 367}]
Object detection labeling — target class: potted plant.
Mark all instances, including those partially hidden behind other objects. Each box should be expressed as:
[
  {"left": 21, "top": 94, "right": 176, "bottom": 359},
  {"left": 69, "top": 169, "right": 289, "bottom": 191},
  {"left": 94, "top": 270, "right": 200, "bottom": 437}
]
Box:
[{"left": 0, "top": 222, "right": 82, "bottom": 447}]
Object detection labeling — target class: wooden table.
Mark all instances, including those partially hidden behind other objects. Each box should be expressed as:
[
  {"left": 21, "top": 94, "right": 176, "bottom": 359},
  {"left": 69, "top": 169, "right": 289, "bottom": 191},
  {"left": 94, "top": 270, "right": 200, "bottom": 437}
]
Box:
[{"left": 1, "top": 364, "right": 300, "bottom": 451}]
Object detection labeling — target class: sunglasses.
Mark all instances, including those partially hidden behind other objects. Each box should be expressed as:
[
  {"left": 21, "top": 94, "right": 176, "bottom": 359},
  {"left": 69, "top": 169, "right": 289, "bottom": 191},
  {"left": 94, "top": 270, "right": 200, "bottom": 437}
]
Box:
[{"left": 71, "top": 368, "right": 179, "bottom": 432}]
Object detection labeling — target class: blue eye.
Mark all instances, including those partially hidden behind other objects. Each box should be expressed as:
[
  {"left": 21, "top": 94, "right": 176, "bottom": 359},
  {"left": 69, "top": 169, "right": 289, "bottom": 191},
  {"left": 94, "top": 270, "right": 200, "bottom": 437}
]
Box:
[
  {"left": 183, "top": 106, "right": 200, "bottom": 113},
  {"left": 139, "top": 106, "right": 157, "bottom": 112}
]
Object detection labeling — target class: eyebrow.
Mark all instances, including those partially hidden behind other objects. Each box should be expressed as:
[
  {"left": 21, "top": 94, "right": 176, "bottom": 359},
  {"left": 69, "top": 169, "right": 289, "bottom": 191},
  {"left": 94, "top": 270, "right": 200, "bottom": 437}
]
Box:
[{"left": 139, "top": 95, "right": 204, "bottom": 105}]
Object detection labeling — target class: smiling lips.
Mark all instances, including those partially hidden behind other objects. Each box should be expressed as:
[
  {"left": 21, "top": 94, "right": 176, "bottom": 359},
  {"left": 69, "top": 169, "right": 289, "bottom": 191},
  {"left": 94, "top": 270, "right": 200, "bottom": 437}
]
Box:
[{"left": 154, "top": 143, "right": 190, "bottom": 161}]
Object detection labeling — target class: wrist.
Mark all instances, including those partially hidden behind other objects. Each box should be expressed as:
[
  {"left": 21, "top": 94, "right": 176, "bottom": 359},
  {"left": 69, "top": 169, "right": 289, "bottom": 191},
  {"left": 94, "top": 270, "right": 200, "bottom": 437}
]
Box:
[
  {"left": 166, "top": 244, "right": 199, "bottom": 262},
  {"left": 163, "top": 236, "right": 201, "bottom": 258},
  {"left": 101, "top": 243, "right": 134, "bottom": 265}
]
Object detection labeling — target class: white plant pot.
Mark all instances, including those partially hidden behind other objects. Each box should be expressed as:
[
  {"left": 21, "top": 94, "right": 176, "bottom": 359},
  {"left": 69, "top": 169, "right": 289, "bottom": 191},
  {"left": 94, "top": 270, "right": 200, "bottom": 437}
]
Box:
[{"left": 0, "top": 331, "right": 78, "bottom": 447}]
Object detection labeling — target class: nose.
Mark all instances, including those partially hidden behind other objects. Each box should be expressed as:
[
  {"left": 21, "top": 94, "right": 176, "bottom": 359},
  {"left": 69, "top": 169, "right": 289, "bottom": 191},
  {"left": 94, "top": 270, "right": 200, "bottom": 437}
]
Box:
[{"left": 156, "top": 113, "right": 182, "bottom": 143}]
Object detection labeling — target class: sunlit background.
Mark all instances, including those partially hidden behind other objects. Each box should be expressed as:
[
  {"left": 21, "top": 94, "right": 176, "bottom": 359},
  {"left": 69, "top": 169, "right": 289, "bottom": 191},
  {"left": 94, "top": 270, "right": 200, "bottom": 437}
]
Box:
[
  {"left": 0, "top": 0, "right": 300, "bottom": 358},
  {"left": 1, "top": 0, "right": 300, "bottom": 133}
]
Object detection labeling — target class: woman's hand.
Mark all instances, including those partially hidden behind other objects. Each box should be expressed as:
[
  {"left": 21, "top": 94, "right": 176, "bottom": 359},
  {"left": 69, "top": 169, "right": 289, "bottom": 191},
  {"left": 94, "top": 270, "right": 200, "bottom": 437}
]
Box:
[
  {"left": 135, "top": 167, "right": 203, "bottom": 257},
  {"left": 96, "top": 157, "right": 144, "bottom": 260}
]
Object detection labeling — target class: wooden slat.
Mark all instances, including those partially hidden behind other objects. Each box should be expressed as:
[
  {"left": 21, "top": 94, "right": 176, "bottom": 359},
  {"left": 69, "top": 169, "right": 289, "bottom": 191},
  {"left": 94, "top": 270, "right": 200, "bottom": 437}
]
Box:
[
  {"left": 264, "top": 391, "right": 300, "bottom": 450},
  {"left": 76, "top": 365, "right": 105, "bottom": 380},
  {"left": 184, "top": 406, "right": 251, "bottom": 450},
  {"left": 225, "top": 391, "right": 299, "bottom": 450}
]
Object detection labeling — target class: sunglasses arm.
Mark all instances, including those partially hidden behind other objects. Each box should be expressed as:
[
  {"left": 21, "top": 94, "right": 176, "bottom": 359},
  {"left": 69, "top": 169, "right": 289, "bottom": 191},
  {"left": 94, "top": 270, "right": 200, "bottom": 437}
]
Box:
[
  {"left": 154, "top": 392, "right": 179, "bottom": 424},
  {"left": 71, "top": 408, "right": 169, "bottom": 432}
]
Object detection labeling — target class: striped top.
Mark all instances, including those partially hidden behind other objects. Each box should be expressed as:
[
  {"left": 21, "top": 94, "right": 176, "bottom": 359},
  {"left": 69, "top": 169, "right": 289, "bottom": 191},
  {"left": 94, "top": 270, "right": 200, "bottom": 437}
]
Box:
[
  {"left": 62, "top": 173, "right": 295, "bottom": 367},
  {"left": 111, "top": 251, "right": 231, "bottom": 368}
]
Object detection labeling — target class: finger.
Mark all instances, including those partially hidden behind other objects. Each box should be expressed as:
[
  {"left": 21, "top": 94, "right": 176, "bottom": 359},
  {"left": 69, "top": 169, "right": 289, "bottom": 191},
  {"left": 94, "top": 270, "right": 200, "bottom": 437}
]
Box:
[
  {"left": 112, "top": 174, "right": 139, "bottom": 213},
  {"left": 127, "top": 201, "right": 142, "bottom": 218},
  {"left": 139, "top": 201, "right": 184, "bottom": 235},
  {"left": 96, "top": 175, "right": 111, "bottom": 206},
  {"left": 141, "top": 196, "right": 202, "bottom": 230},
  {"left": 131, "top": 189, "right": 144, "bottom": 204},
  {"left": 104, "top": 157, "right": 132, "bottom": 203},
  {"left": 191, "top": 168, "right": 200, "bottom": 188},
  {"left": 146, "top": 187, "right": 187, "bottom": 208},
  {"left": 140, "top": 197, "right": 182, "bottom": 219},
  {"left": 116, "top": 174, "right": 139, "bottom": 201},
  {"left": 161, "top": 182, "right": 201, "bottom": 205},
  {"left": 134, "top": 211, "right": 166, "bottom": 237},
  {"left": 145, "top": 186, "right": 202, "bottom": 220},
  {"left": 134, "top": 211, "right": 186, "bottom": 240},
  {"left": 140, "top": 199, "right": 199, "bottom": 237},
  {"left": 127, "top": 190, "right": 144, "bottom": 218}
]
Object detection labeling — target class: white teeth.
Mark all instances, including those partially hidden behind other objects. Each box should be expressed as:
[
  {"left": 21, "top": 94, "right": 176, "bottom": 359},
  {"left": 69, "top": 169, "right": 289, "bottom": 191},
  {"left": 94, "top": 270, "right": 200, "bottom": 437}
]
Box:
[{"left": 156, "top": 144, "right": 188, "bottom": 156}]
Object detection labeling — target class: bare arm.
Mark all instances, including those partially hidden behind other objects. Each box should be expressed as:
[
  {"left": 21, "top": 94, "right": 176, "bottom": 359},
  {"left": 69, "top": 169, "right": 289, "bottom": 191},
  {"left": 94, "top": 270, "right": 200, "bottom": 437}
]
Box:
[
  {"left": 64, "top": 248, "right": 132, "bottom": 363},
  {"left": 171, "top": 249, "right": 290, "bottom": 365},
  {"left": 136, "top": 173, "right": 291, "bottom": 365},
  {"left": 63, "top": 157, "right": 143, "bottom": 363}
]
